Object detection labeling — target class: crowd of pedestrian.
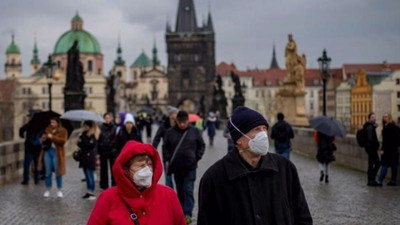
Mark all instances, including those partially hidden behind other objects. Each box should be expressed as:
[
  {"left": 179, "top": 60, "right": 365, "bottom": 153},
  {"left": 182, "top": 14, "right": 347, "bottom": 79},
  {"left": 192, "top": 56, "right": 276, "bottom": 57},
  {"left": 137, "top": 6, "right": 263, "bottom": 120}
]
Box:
[{"left": 18, "top": 103, "right": 400, "bottom": 225}]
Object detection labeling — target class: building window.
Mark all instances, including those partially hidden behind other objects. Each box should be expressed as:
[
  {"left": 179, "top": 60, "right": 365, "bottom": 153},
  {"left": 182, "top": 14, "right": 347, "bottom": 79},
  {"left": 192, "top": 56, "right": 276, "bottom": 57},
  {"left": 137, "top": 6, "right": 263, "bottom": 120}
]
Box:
[
  {"left": 133, "top": 71, "right": 137, "bottom": 80},
  {"left": 310, "top": 102, "right": 314, "bottom": 110},
  {"left": 397, "top": 105, "right": 400, "bottom": 112},
  {"left": 42, "top": 101, "right": 47, "bottom": 109},
  {"left": 397, "top": 91, "right": 400, "bottom": 98},
  {"left": 397, "top": 79, "right": 400, "bottom": 85},
  {"left": 255, "top": 91, "right": 259, "bottom": 98},
  {"left": 88, "top": 60, "right": 93, "bottom": 72},
  {"left": 42, "top": 87, "right": 47, "bottom": 94},
  {"left": 57, "top": 61, "right": 61, "bottom": 68},
  {"left": 310, "top": 91, "right": 314, "bottom": 98}
]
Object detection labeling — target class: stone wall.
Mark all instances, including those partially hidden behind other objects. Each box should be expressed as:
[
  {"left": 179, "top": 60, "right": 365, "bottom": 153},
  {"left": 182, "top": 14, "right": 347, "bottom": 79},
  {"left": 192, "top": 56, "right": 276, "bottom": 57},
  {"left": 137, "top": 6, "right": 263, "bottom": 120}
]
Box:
[
  {"left": 291, "top": 127, "right": 400, "bottom": 181},
  {"left": 0, "top": 130, "right": 79, "bottom": 186}
]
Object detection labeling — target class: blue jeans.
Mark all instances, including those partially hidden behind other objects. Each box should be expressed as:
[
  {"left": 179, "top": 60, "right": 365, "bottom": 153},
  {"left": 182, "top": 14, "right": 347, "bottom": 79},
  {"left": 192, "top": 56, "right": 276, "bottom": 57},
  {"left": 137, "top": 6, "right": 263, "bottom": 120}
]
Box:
[
  {"left": 23, "top": 152, "right": 40, "bottom": 183},
  {"left": 275, "top": 148, "right": 291, "bottom": 160},
  {"left": 165, "top": 174, "right": 174, "bottom": 189},
  {"left": 44, "top": 148, "right": 62, "bottom": 189},
  {"left": 377, "top": 165, "right": 398, "bottom": 184},
  {"left": 83, "top": 168, "right": 95, "bottom": 192},
  {"left": 174, "top": 169, "right": 196, "bottom": 217}
]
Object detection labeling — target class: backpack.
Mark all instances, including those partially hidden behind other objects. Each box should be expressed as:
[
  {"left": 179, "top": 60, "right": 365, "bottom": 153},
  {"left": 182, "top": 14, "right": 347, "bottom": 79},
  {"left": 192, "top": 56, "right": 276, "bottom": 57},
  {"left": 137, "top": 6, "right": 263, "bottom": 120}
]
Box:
[{"left": 356, "top": 127, "right": 367, "bottom": 147}]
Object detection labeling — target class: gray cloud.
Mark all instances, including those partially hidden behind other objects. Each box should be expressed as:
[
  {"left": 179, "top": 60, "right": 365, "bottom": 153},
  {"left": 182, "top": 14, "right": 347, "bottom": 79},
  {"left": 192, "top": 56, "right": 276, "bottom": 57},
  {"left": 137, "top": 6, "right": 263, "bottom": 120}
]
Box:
[{"left": 0, "top": 0, "right": 399, "bottom": 79}]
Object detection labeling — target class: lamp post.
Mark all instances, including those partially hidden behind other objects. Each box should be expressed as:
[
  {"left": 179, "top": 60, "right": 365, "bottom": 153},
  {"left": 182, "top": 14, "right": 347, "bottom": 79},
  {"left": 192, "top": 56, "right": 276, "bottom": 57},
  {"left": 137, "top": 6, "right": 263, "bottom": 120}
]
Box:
[
  {"left": 318, "top": 49, "right": 331, "bottom": 116},
  {"left": 44, "top": 55, "right": 56, "bottom": 111}
]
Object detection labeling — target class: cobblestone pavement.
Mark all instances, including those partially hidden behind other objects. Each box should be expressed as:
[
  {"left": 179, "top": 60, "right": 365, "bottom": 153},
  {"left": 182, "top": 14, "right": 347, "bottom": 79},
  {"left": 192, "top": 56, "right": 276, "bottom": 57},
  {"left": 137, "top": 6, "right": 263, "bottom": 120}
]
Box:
[{"left": 0, "top": 128, "right": 399, "bottom": 224}]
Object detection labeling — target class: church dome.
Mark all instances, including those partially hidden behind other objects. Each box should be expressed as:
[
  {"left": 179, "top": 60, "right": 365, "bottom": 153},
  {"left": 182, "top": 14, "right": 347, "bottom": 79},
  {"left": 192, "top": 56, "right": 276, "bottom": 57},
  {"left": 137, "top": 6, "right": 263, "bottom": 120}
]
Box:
[
  {"left": 53, "top": 13, "right": 101, "bottom": 55},
  {"left": 6, "top": 36, "right": 20, "bottom": 54}
]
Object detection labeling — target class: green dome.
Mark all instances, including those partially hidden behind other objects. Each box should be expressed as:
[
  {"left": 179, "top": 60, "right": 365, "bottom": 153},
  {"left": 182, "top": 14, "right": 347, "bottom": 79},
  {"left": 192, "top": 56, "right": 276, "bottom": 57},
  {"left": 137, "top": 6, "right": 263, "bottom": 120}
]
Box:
[
  {"left": 6, "top": 41, "right": 20, "bottom": 54},
  {"left": 131, "top": 51, "right": 152, "bottom": 67},
  {"left": 53, "top": 30, "right": 101, "bottom": 54}
]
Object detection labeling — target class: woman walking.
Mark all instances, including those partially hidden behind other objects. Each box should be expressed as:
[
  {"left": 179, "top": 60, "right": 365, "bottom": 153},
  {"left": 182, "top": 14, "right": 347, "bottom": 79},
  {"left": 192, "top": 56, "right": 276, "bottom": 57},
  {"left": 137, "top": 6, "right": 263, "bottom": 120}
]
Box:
[
  {"left": 78, "top": 120, "right": 100, "bottom": 200},
  {"left": 315, "top": 131, "right": 336, "bottom": 183},
  {"left": 377, "top": 113, "right": 399, "bottom": 186},
  {"left": 115, "top": 113, "right": 142, "bottom": 157},
  {"left": 38, "top": 117, "right": 68, "bottom": 198}
]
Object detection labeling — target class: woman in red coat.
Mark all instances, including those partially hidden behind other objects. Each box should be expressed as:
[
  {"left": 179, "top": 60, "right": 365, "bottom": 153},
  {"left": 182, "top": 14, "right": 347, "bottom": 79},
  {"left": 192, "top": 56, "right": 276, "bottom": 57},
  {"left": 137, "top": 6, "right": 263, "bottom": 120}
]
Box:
[{"left": 87, "top": 141, "right": 186, "bottom": 225}]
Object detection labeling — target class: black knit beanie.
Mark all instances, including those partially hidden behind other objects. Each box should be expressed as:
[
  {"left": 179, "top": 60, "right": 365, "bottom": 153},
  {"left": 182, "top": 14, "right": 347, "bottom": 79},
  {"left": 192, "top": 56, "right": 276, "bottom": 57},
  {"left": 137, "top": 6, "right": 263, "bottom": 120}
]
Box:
[{"left": 227, "top": 106, "right": 269, "bottom": 144}]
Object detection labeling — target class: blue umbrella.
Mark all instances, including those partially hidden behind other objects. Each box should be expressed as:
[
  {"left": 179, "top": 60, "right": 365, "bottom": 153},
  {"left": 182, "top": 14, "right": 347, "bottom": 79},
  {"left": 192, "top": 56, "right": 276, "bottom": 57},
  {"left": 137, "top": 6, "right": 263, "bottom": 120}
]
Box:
[{"left": 309, "top": 116, "right": 347, "bottom": 138}]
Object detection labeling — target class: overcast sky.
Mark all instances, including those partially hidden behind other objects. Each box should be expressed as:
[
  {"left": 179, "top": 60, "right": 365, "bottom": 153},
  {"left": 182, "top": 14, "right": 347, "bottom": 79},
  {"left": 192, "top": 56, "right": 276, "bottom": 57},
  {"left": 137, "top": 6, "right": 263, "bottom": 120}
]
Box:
[{"left": 1, "top": 0, "right": 399, "bottom": 79}]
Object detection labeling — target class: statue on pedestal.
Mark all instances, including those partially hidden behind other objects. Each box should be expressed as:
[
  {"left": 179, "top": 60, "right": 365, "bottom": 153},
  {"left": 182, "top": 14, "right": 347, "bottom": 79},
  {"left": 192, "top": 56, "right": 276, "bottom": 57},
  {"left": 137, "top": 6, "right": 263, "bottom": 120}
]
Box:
[
  {"left": 231, "top": 71, "right": 245, "bottom": 112},
  {"left": 276, "top": 34, "right": 308, "bottom": 126},
  {"left": 211, "top": 75, "right": 228, "bottom": 119}
]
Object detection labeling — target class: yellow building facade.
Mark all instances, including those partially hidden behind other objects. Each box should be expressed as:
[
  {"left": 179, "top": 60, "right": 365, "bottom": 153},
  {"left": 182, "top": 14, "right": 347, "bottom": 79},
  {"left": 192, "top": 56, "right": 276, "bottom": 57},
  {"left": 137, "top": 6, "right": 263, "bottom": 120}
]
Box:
[{"left": 351, "top": 71, "right": 372, "bottom": 131}]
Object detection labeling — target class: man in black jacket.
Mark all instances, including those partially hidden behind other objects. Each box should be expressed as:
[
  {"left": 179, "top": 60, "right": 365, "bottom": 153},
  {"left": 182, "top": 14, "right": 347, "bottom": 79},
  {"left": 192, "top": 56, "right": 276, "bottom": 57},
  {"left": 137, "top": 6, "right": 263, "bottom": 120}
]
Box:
[
  {"left": 271, "top": 112, "right": 294, "bottom": 159},
  {"left": 363, "top": 112, "right": 381, "bottom": 186},
  {"left": 98, "top": 112, "right": 117, "bottom": 189},
  {"left": 198, "top": 106, "right": 312, "bottom": 225},
  {"left": 163, "top": 110, "right": 205, "bottom": 224}
]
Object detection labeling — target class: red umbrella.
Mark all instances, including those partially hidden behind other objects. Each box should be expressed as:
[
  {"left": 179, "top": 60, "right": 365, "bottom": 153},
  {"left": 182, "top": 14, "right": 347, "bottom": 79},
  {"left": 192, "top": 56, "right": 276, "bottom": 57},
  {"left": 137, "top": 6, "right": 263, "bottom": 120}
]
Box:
[{"left": 188, "top": 114, "right": 201, "bottom": 122}]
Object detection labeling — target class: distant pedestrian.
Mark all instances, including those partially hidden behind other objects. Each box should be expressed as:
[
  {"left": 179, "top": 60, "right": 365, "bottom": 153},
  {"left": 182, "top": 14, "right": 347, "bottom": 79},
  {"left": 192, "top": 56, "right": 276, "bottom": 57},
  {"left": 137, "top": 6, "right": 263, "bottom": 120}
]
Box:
[
  {"left": 363, "top": 113, "right": 381, "bottom": 186},
  {"left": 98, "top": 113, "right": 117, "bottom": 189},
  {"left": 205, "top": 112, "right": 217, "bottom": 146},
  {"left": 115, "top": 113, "right": 142, "bottom": 159},
  {"left": 197, "top": 106, "right": 312, "bottom": 225},
  {"left": 19, "top": 114, "right": 41, "bottom": 185},
  {"left": 377, "top": 113, "right": 399, "bottom": 186},
  {"left": 315, "top": 131, "right": 336, "bottom": 183},
  {"left": 194, "top": 112, "right": 205, "bottom": 132},
  {"left": 163, "top": 110, "right": 206, "bottom": 224},
  {"left": 38, "top": 117, "right": 68, "bottom": 198},
  {"left": 87, "top": 141, "right": 186, "bottom": 225},
  {"left": 144, "top": 114, "right": 153, "bottom": 143},
  {"left": 271, "top": 112, "right": 294, "bottom": 159},
  {"left": 223, "top": 126, "right": 234, "bottom": 153},
  {"left": 152, "top": 106, "right": 179, "bottom": 189}
]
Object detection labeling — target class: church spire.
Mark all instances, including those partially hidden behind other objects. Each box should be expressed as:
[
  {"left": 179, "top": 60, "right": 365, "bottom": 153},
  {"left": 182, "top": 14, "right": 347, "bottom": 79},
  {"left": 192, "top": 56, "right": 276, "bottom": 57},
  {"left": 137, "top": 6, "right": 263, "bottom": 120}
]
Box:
[
  {"left": 175, "top": 0, "right": 198, "bottom": 33},
  {"left": 270, "top": 44, "right": 280, "bottom": 69},
  {"left": 30, "top": 34, "right": 40, "bottom": 65},
  {"left": 152, "top": 36, "right": 160, "bottom": 69},
  {"left": 114, "top": 34, "right": 125, "bottom": 66},
  {"left": 166, "top": 14, "right": 172, "bottom": 33},
  {"left": 206, "top": 3, "right": 214, "bottom": 32}
]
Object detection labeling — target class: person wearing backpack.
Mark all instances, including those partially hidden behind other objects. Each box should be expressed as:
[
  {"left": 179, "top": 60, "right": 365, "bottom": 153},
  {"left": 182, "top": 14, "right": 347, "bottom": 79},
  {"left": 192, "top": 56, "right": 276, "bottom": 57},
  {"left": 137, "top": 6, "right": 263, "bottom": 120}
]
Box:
[
  {"left": 271, "top": 112, "right": 294, "bottom": 159},
  {"left": 363, "top": 113, "right": 381, "bottom": 186}
]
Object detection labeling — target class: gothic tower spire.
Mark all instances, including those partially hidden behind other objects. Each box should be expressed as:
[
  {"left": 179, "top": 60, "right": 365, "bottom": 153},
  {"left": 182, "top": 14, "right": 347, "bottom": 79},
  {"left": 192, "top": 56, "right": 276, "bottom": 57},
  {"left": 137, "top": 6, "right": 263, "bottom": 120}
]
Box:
[
  {"left": 175, "top": 0, "right": 198, "bottom": 33},
  {"left": 270, "top": 44, "right": 280, "bottom": 69}
]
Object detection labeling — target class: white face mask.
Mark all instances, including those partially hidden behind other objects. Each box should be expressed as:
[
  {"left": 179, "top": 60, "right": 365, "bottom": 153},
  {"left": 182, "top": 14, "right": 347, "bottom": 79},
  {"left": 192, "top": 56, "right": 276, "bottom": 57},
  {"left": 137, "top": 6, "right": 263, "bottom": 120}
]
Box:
[
  {"left": 245, "top": 131, "right": 269, "bottom": 155},
  {"left": 133, "top": 166, "right": 153, "bottom": 188},
  {"left": 229, "top": 118, "right": 270, "bottom": 155}
]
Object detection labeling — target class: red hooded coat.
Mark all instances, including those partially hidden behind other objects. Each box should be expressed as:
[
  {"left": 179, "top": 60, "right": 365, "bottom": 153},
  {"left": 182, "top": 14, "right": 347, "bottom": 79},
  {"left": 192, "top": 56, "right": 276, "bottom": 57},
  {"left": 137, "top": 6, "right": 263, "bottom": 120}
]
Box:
[{"left": 87, "top": 141, "right": 186, "bottom": 225}]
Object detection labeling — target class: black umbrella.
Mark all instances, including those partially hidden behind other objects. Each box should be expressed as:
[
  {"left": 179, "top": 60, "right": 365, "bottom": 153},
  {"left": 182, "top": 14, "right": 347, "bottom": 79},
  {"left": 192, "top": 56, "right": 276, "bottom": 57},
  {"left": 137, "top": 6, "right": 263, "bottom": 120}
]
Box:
[
  {"left": 28, "top": 110, "right": 73, "bottom": 138},
  {"left": 309, "top": 116, "right": 347, "bottom": 138}
]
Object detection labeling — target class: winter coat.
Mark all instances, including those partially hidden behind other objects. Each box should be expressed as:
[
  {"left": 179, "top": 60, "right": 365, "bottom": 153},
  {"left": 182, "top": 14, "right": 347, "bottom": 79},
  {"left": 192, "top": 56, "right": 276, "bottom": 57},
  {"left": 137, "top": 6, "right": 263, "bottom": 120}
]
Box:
[
  {"left": 115, "top": 126, "right": 142, "bottom": 156},
  {"left": 316, "top": 132, "right": 336, "bottom": 163},
  {"left": 162, "top": 125, "right": 205, "bottom": 173},
  {"left": 381, "top": 122, "right": 400, "bottom": 166},
  {"left": 197, "top": 149, "right": 312, "bottom": 225},
  {"left": 364, "top": 121, "right": 379, "bottom": 153},
  {"left": 19, "top": 123, "right": 42, "bottom": 155},
  {"left": 271, "top": 120, "right": 294, "bottom": 149},
  {"left": 98, "top": 123, "right": 116, "bottom": 156},
  {"left": 77, "top": 131, "right": 97, "bottom": 170},
  {"left": 152, "top": 119, "right": 173, "bottom": 149},
  {"left": 205, "top": 117, "right": 217, "bottom": 138},
  {"left": 87, "top": 141, "right": 186, "bottom": 225},
  {"left": 37, "top": 125, "right": 68, "bottom": 175}
]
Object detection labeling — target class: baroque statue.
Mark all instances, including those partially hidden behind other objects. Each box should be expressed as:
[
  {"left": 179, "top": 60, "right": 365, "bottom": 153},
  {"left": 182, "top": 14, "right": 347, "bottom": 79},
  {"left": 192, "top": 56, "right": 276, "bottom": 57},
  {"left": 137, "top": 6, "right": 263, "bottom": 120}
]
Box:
[
  {"left": 284, "top": 34, "right": 306, "bottom": 93},
  {"left": 65, "top": 40, "right": 84, "bottom": 92}
]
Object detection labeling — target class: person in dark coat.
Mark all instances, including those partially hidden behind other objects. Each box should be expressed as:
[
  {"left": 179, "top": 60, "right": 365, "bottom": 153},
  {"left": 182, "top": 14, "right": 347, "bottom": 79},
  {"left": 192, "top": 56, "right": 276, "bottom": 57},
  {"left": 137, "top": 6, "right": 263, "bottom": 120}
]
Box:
[
  {"left": 77, "top": 120, "right": 99, "bottom": 200},
  {"left": 377, "top": 113, "right": 399, "bottom": 186},
  {"left": 198, "top": 106, "right": 312, "bottom": 225},
  {"left": 152, "top": 106, "right": 179, "bottom": 188},
  {"left": 271, "top": 112, "right": 295, "bottom": 159},
  {"left": 19, "top": 114, "right": 42, "bottom": 185},
  {"left": 115, "top": 113, "right": 142, "bottom": 158},
  {"left": 363, "top": 112, "right": 381, "bottom": 186},
  {"left": 144, "top": 114, "right": 153, "bottom": 143},
  {"left": 98, "top": 112, "right": 117, "bottom": 189},
  {"left": 163, "top": 110, "right": 206, "bottom": 224},
  {"left": 205, "top": 112, "right": 217, "bottom": 146},
  {"left": 315, "top": 131, "right": 335, "bottom": 183}
]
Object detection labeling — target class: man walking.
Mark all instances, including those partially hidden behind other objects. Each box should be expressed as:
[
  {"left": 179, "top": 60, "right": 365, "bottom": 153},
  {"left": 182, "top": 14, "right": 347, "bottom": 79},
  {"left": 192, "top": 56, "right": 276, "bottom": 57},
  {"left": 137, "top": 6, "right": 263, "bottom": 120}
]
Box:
[
  {"left": 363, "top": 113, "right": 381, "bottom": 186},
  {"left": 152, "top": 105, "right": 179, "bottom": 188},
  {"left": 271, "top": 112, "right": 294, "bottom": 159},
  {"left": 163, "top": 110, "right": 205, "bottom": 224},
  {"left": 98, "top": 112, "right": 116, "bottom": 189},
  {"left": 197, "top": 106, "right": 312, "bottom": 225}
]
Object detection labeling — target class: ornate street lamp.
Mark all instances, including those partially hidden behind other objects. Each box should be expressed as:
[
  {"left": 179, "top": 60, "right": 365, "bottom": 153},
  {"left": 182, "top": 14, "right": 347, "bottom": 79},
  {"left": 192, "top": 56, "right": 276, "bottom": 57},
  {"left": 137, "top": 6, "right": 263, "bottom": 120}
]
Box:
[
  {"left": 318, "top": 49, "right": 331, "bottom": 116},
  {"left": 44, "top": 55, "right": 57, "bottom": 111}
]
